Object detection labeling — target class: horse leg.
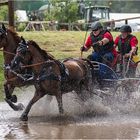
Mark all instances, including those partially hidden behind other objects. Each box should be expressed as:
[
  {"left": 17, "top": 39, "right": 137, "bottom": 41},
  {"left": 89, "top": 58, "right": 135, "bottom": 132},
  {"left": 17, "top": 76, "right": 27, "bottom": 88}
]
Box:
[
  {"left": 77, "top": 80, "right": 94, "bottom": 102},
  {"left": 55, "top": 91, "right": 64, "bottom": 115},
  {"left": 76, "top": 81, "right": 90, "bottom": 101},
  {"left": 20, "top": 90, "right": 45, "bottom": 121},
  {"left": 4, "top": 83, "right": 17, "bottom": 103},
  {"left": 4, "top": 82, "right": 24, "bottom": 111}
]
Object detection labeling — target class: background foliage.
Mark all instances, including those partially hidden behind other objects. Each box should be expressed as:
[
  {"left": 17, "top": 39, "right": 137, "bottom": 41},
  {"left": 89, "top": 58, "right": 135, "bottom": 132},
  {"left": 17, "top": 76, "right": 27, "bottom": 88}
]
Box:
[
  {"left": 0, "top": 0, "right": 140, "bottom": 23},
  {"left": 0, "top": 5, "right": 8, "bottom": 21}
]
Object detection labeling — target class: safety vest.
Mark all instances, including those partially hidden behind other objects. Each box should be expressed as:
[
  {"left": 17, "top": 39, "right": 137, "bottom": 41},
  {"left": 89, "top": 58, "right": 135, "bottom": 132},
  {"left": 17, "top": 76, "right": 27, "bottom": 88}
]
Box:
[
  {"left": 90, "top": 30, "right": 114, "bottom": 52},
  {"left": 118, "top": 34, "right": 134, "bottom": 55}
]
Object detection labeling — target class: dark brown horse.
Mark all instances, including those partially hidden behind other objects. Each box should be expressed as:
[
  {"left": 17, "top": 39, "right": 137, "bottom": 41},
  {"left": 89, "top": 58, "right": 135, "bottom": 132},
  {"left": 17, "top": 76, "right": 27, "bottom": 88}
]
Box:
[
  {"left": 0, "top": 24, "right": 54, "bottom": 110},
  {"left": 11, "top": 37, "right": 93, "bottom": 121},
  {"left": 0, "top": 24, "right": 22, "bottom": 109}
]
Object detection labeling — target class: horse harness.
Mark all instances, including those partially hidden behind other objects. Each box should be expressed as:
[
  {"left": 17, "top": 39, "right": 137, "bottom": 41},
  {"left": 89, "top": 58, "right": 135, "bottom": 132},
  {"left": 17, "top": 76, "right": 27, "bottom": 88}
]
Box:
[
  {"left": 0, "top": 27, "right": 7, "bottom": 42},
  {"left": 33, "top": 58, "right": 95, "bottom": 94},
  {"left": 36, "top": 60, "right": 69, "bottom": 83}
]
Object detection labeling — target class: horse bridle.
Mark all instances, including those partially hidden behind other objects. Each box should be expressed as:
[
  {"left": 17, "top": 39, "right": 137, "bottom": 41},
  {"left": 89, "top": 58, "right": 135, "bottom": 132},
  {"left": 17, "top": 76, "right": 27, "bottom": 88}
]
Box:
[
  {"left": 0, "top": 28, "right": 8, "bottom": 42},
  {"left": 11, "top": 46, "right": 31, "bottom": 70}
]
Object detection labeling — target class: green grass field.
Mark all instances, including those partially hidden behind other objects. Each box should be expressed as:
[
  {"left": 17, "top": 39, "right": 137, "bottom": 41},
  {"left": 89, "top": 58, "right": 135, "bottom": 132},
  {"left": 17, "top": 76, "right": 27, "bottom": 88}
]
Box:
[
  {"left": 18, "top": 31, "right": 140, "bottom": 59},
  {"left": 0, "top": 31, "right": 139, "bottom": 99}
]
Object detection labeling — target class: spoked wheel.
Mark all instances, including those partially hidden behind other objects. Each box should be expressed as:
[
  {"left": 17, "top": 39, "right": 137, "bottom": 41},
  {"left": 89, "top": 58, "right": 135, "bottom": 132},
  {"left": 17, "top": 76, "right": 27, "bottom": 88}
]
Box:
[
  {"left": 133, "top": 61, "right": 140, "bottom": 92},
  {"left": 135, "top": 61, "right": 140, "bottom": 78}
]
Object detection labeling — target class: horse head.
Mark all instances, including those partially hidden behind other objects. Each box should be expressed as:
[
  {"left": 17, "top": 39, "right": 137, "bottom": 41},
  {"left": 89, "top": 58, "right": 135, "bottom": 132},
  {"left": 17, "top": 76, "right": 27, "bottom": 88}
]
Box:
[
  {"left": 11, "top": 36, "right": 55, "bottom": 71},
  {"left": 11, "top": 36, "right": 32, "bottom": 71}
]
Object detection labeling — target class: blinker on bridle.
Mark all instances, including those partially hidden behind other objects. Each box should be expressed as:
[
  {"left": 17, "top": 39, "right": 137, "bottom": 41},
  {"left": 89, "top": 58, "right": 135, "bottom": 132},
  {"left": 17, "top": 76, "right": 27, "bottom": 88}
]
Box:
[
  {"left": 0, "top": 28, "right": 7, "bottom": 36},
  {"left": 16, "top": 41, "right": 29, "bottom": 60},
  {"left": 0, "top": 27, "right": 7, "bottom": 42}
]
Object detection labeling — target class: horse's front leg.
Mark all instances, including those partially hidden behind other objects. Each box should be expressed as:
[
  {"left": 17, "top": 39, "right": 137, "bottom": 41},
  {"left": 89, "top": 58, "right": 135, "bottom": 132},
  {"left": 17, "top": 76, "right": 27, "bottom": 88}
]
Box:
[
  {"left": 20, "top": 90, "right": 45, "bottom": 121},
  {"left": 55, "top": 91, "right": 64, "bottom": 114},
  {"left": 4, "top": 82, "right": 17, "bottom": 103},
  {"left": 4, "top": 82, "right": 24, "bottom": 111}
]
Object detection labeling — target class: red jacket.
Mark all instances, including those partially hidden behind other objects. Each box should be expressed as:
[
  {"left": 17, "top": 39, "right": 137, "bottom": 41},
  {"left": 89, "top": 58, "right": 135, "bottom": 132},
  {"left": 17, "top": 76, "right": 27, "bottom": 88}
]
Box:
[
  {"left": 114, "top": 35, "right": 138, "bottom": 49},
  {"left": 85, "top": 31, "right": 117, "bottom": 57}
]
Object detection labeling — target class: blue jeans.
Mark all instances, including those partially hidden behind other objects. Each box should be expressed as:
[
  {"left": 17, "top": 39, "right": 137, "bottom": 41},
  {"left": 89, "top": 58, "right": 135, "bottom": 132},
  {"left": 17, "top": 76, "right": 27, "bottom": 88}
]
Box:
[{"left": 91, "top": 51, "right": 114, "bottom": 63}]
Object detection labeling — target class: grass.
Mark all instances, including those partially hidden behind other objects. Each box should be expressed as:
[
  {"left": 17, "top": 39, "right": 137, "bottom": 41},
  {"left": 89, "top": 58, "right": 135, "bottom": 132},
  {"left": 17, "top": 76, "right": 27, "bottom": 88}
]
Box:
[
  {"left": 19, "top": 31, "right": 92, "bottom": 59},
  {"left": 18, "top": 31, "right": 140, "bottom": 59},
  {"left": 0, "top": 31, "right": 140, "bottom": 99}
]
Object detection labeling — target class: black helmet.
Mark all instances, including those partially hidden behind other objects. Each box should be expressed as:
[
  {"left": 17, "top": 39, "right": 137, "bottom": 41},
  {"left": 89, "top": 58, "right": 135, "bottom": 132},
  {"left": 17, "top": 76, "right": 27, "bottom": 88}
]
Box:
[
  {"left": 120, "top": 25, "right": 132, "bottom": 33},
  {"left": 91, "top": 21, "right": 103, "bottom": 31}
]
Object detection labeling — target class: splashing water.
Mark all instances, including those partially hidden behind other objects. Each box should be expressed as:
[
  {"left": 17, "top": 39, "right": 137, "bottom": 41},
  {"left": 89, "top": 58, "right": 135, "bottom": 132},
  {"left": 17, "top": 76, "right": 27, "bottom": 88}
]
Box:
[
  {"left": 11, "top": 85, "right": 140, "bottom": 118},
  {"left": 1, "top": 86, "right": 140, "bottom": 139},
  {"left": 16, "top": 86, "right": 111, "bottom": 117}
]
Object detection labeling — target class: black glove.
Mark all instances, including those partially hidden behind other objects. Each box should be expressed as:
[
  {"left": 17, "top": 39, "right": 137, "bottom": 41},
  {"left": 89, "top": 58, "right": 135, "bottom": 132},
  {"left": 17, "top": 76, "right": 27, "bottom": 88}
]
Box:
[
  {"left": 92, "top": 42, "right": 101, "bottom": 52},
  {"left": 80, "top": 46, "right": 85, "bottom": 52},
  {"left": 92, "top": 42, "right": 100, "bottom": 47}
]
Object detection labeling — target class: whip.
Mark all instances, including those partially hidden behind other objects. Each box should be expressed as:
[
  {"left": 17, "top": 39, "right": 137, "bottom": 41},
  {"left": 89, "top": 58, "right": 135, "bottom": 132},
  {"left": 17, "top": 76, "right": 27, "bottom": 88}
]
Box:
[
  {"left": 124, "top": 52, "right": 132, "bottom": 77},
  {"left": 80, "top": 25, "right": 89, "bottom": 58}
]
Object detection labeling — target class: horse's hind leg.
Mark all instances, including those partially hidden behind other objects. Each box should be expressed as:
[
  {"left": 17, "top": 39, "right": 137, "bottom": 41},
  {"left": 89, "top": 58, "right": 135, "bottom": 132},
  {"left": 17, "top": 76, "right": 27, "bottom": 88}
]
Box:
[
  {"left": 55, "top": 91, "right": 64, "bottom": 114},
  {"left": 20, "top": 90, "right": 45, "bottom": 121}
]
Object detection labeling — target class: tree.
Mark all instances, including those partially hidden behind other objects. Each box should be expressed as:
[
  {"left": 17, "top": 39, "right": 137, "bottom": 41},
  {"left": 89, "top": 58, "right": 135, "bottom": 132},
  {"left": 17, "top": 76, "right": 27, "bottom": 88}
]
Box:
[
  {"left": 14, "top": 0, "right": 48, "bottom": 11},
  {"left": 47, "top": 0, "right": 79, "bottom": 23}
]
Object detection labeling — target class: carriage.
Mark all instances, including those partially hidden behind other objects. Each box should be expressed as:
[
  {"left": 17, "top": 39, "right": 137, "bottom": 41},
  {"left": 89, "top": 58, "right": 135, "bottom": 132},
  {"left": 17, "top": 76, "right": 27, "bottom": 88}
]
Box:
[{"left": 89, "top": 54, "right": 140, "bottom": 101}]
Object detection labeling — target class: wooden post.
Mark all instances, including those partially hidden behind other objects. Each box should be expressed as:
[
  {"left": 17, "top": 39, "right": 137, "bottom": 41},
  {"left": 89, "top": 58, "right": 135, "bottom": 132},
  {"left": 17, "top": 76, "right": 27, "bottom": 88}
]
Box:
[
  {"left": 8, "top": 0, "right": 14, "bottom": 30},
  {"left": 125, "top": 19, "right": 128, "bottom": 25}
]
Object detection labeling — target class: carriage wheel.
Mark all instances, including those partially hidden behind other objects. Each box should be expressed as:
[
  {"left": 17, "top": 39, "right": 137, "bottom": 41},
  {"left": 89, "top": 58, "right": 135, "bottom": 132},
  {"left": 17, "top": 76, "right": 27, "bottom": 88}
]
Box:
[
  {"left": 134, "top": 61, "right": 140, "bottom": 91},
  {"left": 135, "top": 61, "right": 140, "bottom": 77}
]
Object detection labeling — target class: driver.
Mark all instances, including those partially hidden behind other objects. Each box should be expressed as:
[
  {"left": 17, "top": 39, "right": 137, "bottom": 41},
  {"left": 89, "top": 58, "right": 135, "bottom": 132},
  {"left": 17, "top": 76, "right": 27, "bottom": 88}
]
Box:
[{"left": 81, "top": 21, "right": 117, "bottom": 65}]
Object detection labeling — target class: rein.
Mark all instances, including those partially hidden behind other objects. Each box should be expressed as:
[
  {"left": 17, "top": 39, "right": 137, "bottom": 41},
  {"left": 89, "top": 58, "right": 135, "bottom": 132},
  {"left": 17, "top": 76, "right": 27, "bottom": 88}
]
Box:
[
  {"left": 0, "top": 49, "right": 49, "bottom": 68},
  {"left": 0, "top": 49, "right": 15, "bottom": 56},
  {"left": 21, "top": 60, "right": 48, "bottom": 68}
]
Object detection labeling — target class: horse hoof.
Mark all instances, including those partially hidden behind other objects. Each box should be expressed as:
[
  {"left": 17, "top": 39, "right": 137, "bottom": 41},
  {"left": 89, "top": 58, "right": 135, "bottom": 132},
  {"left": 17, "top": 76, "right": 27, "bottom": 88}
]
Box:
[
  {"left": 11, "top": 95, "right": 17, "bottom": 103},
  {"left": 5, "top": 98, "right": 20, "bottom": 111},
  {"left": 20, "top": 115, "right": 28, "bottom": 121}
]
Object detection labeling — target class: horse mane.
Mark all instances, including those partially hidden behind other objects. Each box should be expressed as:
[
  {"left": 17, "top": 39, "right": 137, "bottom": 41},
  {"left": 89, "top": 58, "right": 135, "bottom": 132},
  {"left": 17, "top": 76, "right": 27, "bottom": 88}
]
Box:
[
  {"left": 7, "top": 29, "right": 21, "bottom": 43},
  {"left": 28, "top": 40, "right": 55, "bottom": 60}
]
